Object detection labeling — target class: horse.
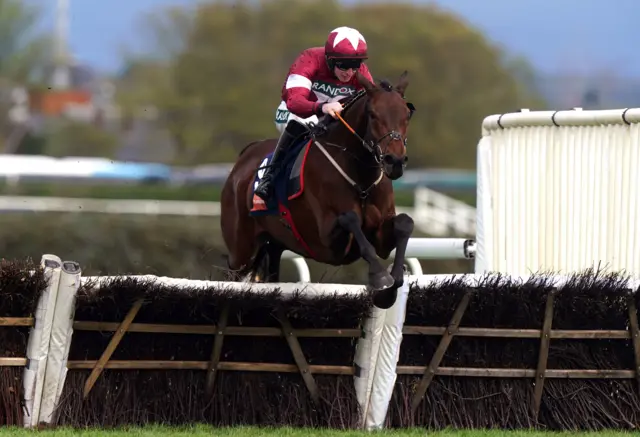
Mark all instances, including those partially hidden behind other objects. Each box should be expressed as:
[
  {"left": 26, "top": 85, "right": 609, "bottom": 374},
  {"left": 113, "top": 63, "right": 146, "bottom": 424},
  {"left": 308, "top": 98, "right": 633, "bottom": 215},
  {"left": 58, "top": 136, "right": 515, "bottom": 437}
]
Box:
[{"left": 220, "top": 70, "right": 415, "bottom": 309}]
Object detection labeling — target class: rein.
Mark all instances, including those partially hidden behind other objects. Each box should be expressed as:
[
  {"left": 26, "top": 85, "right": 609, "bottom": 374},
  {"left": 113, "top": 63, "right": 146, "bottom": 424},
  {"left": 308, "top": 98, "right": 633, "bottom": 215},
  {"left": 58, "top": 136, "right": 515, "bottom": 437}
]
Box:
[
  {"left": 312, "top": 139, "right": 384, "bottom": 201},
  {"left": 309, "top": 91, "right": 389, "bottom": 205},
  {"left": 335, "top": 111, "right": 404, "bottom": 162},
  {"left": 305, "top": 77, "right": 414, "bottom": 209}
]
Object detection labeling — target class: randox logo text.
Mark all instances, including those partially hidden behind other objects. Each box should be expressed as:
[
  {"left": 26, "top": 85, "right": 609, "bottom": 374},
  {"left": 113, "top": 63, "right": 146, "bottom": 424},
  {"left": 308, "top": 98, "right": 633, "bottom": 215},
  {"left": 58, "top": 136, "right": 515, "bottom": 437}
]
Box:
[{"left": 312, "top": 81, "right": 356, "bottom": 98}]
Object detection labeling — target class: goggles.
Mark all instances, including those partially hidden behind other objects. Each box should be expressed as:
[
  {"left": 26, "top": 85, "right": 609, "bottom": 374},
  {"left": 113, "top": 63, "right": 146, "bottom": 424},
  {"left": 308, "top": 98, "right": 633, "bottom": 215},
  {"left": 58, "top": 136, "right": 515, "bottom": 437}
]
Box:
[{"left": 333, "top": 59, "right": 363, "bottom": 71}]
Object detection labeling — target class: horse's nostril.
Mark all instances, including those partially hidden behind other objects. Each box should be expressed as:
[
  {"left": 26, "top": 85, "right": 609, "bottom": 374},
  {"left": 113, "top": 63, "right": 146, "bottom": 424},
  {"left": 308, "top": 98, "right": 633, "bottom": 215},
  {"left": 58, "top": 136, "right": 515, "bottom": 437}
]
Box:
[
  {"left": 383, "top": 155, "right": 395, "bottom": 165},
  {"left": 404, "top": 156, "right": 409, "bottom": 163}
]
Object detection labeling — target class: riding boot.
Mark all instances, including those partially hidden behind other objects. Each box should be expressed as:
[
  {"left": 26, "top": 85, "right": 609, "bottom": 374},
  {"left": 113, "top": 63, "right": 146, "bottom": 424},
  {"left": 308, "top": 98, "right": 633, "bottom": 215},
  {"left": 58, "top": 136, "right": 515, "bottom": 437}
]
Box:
[{"left": 254, "top": 120, "right": 308, "bottom": 202}]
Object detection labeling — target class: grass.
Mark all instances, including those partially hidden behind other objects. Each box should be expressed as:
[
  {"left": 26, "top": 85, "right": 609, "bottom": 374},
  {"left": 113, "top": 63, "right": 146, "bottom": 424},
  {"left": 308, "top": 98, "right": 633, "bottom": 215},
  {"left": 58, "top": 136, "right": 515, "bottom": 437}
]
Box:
[{"left": 0, "top": 426, "right": 636, "bottom": 437}]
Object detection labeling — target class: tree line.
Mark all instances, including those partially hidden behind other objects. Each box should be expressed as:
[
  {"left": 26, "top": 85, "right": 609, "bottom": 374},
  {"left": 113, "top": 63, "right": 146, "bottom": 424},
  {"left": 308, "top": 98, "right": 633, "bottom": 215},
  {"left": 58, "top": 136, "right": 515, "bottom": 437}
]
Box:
[
  {"left": 0, "top": 0, "right": 534, "bottom": 278},
  {"left": 115, "top": 0, "right": 546, "bottom": 168},
  {"left": 2, "top": 0, "right": 545, "bottom": 168}
]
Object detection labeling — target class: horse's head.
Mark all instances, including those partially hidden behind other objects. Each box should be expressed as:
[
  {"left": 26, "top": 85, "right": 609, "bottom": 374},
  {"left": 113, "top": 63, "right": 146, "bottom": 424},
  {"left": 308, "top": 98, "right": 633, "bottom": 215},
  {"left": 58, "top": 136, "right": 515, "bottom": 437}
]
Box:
[{"left": 356, "top": 70, "right": 414, "bottom": 180}]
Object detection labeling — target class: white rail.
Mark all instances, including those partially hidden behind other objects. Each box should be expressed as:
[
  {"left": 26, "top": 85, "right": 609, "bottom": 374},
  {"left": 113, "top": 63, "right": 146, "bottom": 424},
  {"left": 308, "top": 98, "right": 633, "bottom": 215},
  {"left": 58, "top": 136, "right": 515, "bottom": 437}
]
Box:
[
  {"left": 281, "top": 238, "right": 475, "bottom": 281},
  {"left": 0, "top": 192, "right": 478, "bottom": 240},
  {"left": 412, "top": 187, "right": 476, "bottom": 236},
  {"left": 0, "top": 195, "right": 475, "bottom": 282},
  {"left": 0, "top": 195, "right": 221, "bottom": 216},
  {"left": 0, "top": 195, "right": 413, "bottom": 220}
]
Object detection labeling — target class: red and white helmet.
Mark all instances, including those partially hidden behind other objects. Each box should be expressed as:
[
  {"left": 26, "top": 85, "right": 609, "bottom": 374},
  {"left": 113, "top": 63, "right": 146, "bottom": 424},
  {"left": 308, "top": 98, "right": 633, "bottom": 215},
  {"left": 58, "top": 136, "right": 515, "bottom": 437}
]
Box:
[{"left": 324, "top": 26, "right": 368, "bottom": 59}]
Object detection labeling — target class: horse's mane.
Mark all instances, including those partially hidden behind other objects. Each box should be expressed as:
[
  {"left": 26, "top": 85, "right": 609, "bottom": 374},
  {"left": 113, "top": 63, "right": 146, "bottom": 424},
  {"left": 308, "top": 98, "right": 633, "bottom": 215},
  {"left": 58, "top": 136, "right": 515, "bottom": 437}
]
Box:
[
  {"left": 321, "top": 78, "right": 395, "bottom": 132},
  {"left": 341, "top": 78, "right": 396, "bottom": 116},
  {"left": 341, "top": 89, "right": 367, "bottom": 114}
]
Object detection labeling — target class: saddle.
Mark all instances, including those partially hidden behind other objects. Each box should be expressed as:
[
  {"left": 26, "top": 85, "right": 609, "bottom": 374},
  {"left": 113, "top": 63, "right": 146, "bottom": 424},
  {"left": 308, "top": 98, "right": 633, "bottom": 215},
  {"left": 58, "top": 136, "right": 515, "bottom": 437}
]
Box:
[{"left": 307, "top": 114, "right": 336, "bottom": 137}]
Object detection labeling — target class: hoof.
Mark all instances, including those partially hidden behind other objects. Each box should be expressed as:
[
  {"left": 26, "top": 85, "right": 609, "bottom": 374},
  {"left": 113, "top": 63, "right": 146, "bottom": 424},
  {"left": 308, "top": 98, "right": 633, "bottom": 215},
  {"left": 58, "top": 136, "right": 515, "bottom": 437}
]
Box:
[
  {"left": 369, "top": 271, "right": 394, "bottom": 291},
  {"left": 372, "top": 287, "right": 398, "bottom": 310},
  {"left": 369, "top": 271, "right": 398, "bottom": 309}
]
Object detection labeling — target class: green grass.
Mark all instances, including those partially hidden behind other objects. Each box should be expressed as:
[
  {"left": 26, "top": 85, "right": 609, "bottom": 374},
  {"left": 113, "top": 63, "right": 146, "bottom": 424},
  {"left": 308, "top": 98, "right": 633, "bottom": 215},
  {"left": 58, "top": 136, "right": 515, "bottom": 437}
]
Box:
[{"left": 0, "top": 426, "right": 635, "bottom": 437}]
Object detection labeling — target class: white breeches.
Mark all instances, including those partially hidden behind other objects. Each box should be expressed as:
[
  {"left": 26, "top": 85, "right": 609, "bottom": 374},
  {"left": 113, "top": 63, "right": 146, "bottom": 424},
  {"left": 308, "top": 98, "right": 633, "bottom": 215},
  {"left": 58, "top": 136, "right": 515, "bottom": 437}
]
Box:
[{"left": 274, "top": 100, "right": 319, "bottom": 134}]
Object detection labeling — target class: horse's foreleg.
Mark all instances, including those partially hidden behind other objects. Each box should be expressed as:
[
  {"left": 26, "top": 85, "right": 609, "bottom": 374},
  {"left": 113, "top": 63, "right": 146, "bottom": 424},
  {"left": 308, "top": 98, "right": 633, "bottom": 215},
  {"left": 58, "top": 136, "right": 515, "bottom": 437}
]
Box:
[
  {"left": 337, "top": 210, "right": 395, "bottom": 307},
  {"left": 375, "top": 212, "right": 415, "bottom": 288},
  {"left": 386, "top": 213, "right": 415, "bottom": 287}
]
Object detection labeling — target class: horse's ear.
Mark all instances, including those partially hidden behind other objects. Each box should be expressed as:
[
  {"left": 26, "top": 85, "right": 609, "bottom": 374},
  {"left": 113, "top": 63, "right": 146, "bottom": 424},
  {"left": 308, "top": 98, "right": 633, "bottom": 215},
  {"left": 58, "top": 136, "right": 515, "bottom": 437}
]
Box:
[
  {"left": 395, "top": 70, "right": 409, "bottom": 97},
  {"left": 356, "top": 71, "right": 377, "bottom": 94}
]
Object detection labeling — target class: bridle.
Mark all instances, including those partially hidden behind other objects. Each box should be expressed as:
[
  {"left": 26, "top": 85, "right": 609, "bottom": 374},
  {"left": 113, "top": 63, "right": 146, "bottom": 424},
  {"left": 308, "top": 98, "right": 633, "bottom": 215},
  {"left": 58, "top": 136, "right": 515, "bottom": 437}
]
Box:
[
  {"left": 312, "top": 89, "right": 414, "bottom": 164},
  {"left": 339, "top": 112, "right": 408, "bottom": 165},
  {"left": 307, "top": 87, "right": 415, "bottom": 203}
]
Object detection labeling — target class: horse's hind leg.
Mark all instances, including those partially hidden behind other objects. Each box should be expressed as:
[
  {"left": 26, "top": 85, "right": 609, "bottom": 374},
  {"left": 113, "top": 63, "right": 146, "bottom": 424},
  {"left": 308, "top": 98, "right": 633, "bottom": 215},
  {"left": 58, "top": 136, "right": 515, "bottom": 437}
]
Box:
[
  {"left": 337, "top": 210, "right": 395, "bottom": 307},
  {"left": 260, "top": 239, "right": 284, "bottom": 282},
  {"left": 249, "top": 238, "right": 270, "bottom": 282},
  {"left": 222, "top": 210, "right": 259, "bottom": 281}
]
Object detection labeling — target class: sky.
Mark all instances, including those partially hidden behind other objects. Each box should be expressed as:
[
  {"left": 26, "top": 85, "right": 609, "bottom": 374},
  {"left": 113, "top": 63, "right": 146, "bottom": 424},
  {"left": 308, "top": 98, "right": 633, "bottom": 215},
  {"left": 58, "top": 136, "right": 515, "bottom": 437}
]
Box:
[{"left": 34, "top": 0, "right": 640, "bottom": 78}]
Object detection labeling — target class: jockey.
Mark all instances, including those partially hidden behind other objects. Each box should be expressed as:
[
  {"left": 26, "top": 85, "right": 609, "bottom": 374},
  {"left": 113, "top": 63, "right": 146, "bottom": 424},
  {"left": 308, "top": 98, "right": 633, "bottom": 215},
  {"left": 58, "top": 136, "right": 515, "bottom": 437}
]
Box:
[{"left": 253, "top": 26, "right": 375, "bottom": 203}]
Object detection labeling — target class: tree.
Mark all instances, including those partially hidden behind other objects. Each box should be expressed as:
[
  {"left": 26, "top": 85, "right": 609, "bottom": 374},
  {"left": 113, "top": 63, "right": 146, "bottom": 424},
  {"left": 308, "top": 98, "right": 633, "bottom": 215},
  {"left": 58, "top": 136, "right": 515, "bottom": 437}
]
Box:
[
  {"left": 0, "top": 0, "right": 50, "bottom": 152},
  {"left": 0, "top": 0, "right": 48, "bottom": 82},
  {"left": 43, "top": 119, "right": 120, "bottom": 158},
  {"left": 117, "top": 0, "right": 546, "bottom": 168}
]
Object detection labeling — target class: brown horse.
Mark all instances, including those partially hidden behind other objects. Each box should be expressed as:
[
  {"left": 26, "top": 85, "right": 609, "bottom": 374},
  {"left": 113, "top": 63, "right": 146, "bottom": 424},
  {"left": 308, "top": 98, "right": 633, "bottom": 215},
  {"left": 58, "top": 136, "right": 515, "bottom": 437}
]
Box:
[{"left": 220, "top": 70, "right": 415, "bottom": 309}]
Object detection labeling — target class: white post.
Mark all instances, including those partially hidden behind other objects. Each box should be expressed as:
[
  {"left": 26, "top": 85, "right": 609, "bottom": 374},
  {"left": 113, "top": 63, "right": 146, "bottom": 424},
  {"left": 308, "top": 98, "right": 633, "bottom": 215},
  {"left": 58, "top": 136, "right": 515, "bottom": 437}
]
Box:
[
  {"left": 38, "top": 261, "right": 81, "bottom": 425},
  {"left": 23, "top": 255, "right": 63, "bottom": 428},
  {"left": 475, "top": 136, "right": 493, "bottom": 273},
  {"left": 353, "top": 305, "right": 386, "bottom": 428},
  {"left": 363, "top": 269, "right": 410, "bottom": 430}
]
